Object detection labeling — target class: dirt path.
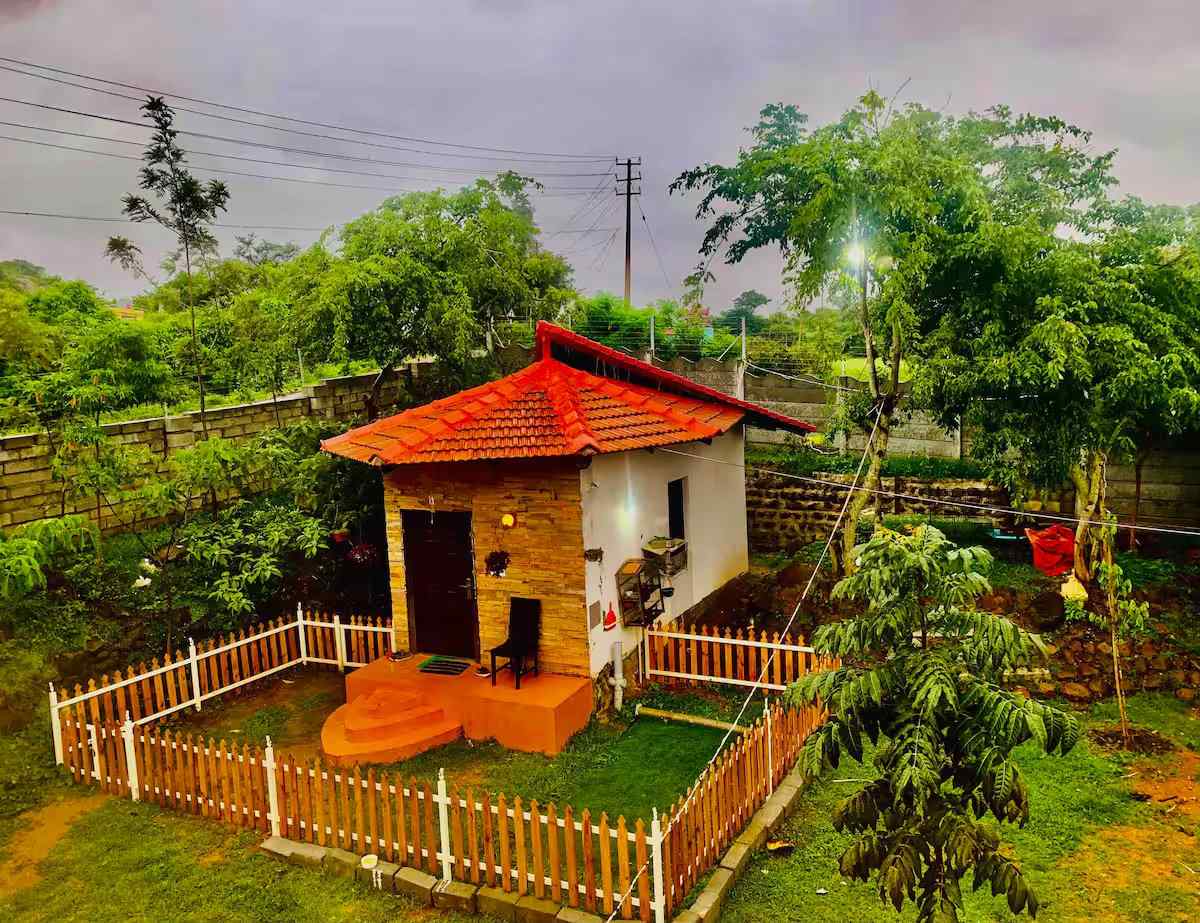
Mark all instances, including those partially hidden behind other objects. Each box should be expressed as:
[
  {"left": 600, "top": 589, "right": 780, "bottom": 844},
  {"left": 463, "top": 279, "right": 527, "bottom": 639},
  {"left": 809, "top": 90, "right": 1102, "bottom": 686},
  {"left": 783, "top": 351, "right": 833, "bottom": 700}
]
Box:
[{"left": 0, "top": 792, "right": 108, "bottom": 893}]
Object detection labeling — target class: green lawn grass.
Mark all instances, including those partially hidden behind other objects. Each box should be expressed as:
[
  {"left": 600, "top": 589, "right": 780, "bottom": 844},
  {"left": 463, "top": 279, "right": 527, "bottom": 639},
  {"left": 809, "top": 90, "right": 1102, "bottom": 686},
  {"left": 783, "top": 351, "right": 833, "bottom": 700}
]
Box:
[
  {"left": 0, "top": 800, "right": 481, "bottom": 923},
  {"left": 721, "top": 693, "right": 1200, "bottom": 923}
]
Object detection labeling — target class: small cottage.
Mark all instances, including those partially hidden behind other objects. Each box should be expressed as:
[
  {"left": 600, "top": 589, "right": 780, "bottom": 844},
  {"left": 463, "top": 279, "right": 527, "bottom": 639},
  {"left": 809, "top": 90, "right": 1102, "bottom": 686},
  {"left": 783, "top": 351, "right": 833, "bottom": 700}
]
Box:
[{"left": 318, "top": 322, "right": 814, "bottom": 760}]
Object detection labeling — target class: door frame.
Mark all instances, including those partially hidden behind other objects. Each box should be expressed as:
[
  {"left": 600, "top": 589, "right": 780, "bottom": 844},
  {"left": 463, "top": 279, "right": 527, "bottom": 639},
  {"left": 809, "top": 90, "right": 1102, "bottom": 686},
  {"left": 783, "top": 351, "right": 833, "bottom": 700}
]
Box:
[{"left": 401, "top": 509, "right": 481, "bottom": 660}]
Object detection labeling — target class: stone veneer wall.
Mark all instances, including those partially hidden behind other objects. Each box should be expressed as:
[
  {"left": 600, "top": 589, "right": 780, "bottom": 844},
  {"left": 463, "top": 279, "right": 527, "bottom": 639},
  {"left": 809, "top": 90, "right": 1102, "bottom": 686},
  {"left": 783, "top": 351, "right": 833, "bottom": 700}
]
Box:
[
  {"left": 382, "top": 459, "right": 590, "bottom": 678},
  {"left": 0, "top": 369, "right": 413, "bottom": 533},
  {"left": 746, "top": 470, "right": 1014, "bottom": 554}
]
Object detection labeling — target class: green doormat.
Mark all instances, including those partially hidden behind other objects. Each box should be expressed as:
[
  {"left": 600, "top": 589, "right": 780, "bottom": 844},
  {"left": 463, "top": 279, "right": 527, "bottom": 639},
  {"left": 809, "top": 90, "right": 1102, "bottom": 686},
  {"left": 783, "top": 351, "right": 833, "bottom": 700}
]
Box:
[{"left": 418, "top": 656, "right": 473, "bottom": 676}]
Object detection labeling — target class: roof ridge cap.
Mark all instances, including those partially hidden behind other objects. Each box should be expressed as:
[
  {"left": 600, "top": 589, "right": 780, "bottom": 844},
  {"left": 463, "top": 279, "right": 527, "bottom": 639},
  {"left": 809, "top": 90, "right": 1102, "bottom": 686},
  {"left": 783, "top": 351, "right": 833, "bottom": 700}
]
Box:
[{"left": 543, "top": 361, "right": 601, "bottom": 455}]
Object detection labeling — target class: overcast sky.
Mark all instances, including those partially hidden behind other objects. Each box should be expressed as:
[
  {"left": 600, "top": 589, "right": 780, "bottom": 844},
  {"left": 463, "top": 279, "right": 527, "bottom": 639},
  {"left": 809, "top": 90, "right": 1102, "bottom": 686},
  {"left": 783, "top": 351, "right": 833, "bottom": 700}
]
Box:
[{"left": 1, "top": 1, "right": 1197, "bottom": 310}]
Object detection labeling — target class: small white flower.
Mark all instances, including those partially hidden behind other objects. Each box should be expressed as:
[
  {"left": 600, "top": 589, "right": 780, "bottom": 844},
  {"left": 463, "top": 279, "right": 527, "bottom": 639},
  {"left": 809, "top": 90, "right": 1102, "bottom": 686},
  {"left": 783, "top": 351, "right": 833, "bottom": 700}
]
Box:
[{"left": 133, "top": 575, "right": 152, "bottom": 589}]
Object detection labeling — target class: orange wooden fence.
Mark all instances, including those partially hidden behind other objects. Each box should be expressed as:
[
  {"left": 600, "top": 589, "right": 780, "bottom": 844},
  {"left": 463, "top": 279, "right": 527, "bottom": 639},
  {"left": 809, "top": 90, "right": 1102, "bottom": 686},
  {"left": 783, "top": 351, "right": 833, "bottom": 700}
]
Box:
[
  {"left": 59, "top": 714, "right": 666, "bottom": 921},
  {"left": 659, "top": 701, "right": 824, "bottom": 913},
  {"left": 645, "top": 621, "right": 838, "bottom": 692},
  {"left": 48, "top": 609, "right": 394, "bottom": 765}
]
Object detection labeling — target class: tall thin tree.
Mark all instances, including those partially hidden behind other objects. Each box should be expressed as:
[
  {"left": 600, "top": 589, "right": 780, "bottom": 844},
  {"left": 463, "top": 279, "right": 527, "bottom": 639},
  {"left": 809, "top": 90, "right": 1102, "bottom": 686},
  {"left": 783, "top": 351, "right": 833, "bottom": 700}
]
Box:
[{"left": 105, "top": 96, "right": 230, "bottom": 437}]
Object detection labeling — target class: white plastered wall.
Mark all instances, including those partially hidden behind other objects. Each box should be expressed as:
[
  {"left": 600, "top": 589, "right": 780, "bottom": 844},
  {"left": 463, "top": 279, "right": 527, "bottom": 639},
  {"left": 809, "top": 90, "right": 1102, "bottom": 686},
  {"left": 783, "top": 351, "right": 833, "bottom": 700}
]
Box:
[{"left": 578, "top": 427, "right": 750, "bottom": 676}]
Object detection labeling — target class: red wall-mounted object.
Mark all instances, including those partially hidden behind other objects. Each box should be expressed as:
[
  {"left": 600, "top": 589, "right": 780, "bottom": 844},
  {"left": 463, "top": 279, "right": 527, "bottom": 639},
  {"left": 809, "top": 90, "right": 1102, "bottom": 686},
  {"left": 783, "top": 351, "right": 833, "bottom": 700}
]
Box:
[{"left": 603, "top": 603, "right": 617, "bottom": 631}]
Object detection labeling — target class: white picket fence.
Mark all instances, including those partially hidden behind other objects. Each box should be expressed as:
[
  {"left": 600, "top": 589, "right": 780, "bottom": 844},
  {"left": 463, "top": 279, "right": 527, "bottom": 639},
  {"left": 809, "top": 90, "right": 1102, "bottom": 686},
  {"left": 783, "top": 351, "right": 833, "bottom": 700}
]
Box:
[
  {"left": 644, "top": 620, "right": 835, "bottom": 692},
  {"left": 49, "top": 606, "right": 395, "bottom": 766}
]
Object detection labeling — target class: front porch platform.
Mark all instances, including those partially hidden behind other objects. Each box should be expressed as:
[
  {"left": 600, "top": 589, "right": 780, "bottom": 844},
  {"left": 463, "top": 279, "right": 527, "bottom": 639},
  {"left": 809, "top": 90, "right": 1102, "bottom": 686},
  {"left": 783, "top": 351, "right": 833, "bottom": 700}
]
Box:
[{"left": 320, "top": 654, "right": 593, "bottom": 765}]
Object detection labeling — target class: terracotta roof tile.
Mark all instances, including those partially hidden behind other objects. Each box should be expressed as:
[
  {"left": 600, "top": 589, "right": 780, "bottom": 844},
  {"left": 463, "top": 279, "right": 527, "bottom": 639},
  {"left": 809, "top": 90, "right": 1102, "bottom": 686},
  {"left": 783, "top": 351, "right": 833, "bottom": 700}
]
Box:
[{"left": 322, "top": 324, "right": 814, "bottom": 465}]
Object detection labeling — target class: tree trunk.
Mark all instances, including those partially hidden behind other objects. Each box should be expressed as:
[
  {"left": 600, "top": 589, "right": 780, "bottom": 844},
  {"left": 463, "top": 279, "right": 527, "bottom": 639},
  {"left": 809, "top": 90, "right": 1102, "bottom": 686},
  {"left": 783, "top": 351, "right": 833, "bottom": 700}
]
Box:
[
  {"left": 1101, "top": 534, "right": 1130, "bottom": 745},
  {"left": 1127, "top": 450, "right": 1147, "bottom": 552},
  {"left": 1070, "top": 450, "right": 1106, "bottom": 582},
  {"left": 363, "top": 363, "right": 394, "bottom": 421},
  {"left": 183, "top": 241, "right": 210, "bottom": 440},
  {"left": 839, "top": 407, "right": 892, "bottom": 576}
]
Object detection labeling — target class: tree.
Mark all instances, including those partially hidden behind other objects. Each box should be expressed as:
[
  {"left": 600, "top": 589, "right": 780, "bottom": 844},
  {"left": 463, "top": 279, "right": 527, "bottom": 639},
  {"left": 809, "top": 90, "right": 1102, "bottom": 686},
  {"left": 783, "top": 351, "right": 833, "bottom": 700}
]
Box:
[
  {"left": 0, "top": 516, "right": 95, "bottom": 600},
  {"left": 789, "top": 526, "right": 1079, "bottom": 922},
  {"left": 921, "top": 220, "right": 1200, "bottom": 580},
  {"left": 673, "top": 94, "right": 991, "bottom": 574},
  {"left": 233, "top": 233, "right": 300, "bottom": 266},
  {"left": 719, "top": 289, "right": 770, "bottom": 334},
  {"left": 284, "top": 178, "right": 572, "bottom": 417},
  {"left": 106, "top": 95, "right": 230, "bottom": 438}
]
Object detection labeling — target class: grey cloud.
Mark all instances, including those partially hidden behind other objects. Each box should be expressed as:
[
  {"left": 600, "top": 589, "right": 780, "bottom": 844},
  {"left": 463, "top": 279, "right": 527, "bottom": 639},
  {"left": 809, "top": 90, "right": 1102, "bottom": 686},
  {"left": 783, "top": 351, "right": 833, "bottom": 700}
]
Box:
[{"left": 0, "top": 0, "right": 1197, "bottom": 312}]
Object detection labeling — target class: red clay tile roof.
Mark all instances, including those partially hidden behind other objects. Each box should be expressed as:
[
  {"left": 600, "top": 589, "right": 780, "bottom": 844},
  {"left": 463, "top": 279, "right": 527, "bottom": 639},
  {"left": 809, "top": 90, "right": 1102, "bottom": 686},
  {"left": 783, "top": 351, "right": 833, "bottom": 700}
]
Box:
[{"left": 322, "top": 323, "right": 814, "bottom": 466}]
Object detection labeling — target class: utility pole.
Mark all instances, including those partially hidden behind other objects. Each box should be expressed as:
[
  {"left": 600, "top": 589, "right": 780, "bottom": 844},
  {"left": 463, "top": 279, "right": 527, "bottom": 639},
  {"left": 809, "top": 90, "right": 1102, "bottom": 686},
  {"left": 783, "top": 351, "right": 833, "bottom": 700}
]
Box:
[{"left": 615, "top": 157, "right": 641, "bottom": 306}]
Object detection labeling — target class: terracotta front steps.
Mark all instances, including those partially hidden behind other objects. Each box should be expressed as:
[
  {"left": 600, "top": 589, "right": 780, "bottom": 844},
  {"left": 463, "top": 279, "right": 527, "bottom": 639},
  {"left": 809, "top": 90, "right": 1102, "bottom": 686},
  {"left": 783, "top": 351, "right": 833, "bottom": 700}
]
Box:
[{"left": 321, "top": 687, "right": 462, "bottom": 765}]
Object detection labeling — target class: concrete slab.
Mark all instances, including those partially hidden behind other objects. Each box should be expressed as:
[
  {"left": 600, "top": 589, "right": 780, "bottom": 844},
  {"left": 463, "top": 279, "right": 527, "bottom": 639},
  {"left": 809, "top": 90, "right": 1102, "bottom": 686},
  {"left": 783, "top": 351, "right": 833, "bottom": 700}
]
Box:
[
  {"left": 323, "top": 847, "right": 359, "bottom": 877},
  {"left": 671, "top": 911, "right": 702, "bottom": 923},
  {"left": 259, "top": 836, "right": 293, "bottom": 860},
  {"left": 688, "top": 867, "right": 733, "bottom": 922},
  {"left": 514, "top": 894, "right": 561, "bottom": 923},
  {"left": 477, "top": 885, "right": 521, "bottom": 921},
  {"left": 434, "top": 880, "right": 479, "bottom": 914},
  {"left": 718, "top": 840, "right": 753, "bottom": 876},
  {"left": 736, "top": 818, "right": 769, "bottom": 851},
  {"left": 286, "top": 841, "right": 327, "bottom": 870},
  {"left": 555, "top": 906, "right": 605, "bottom": 922},
  {"left": 393, "top": 867, "right": 437, "bottom": 904},
  {"left": 355, "top": 860, "right": 401, "bottom": 890}
]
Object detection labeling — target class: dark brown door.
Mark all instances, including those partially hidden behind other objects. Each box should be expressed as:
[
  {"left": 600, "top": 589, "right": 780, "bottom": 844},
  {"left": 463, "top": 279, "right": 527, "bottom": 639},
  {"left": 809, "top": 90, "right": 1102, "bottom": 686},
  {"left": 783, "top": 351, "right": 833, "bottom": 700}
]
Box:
[{"left": 401, "top": 510, "right": 479, "bottom": 659}]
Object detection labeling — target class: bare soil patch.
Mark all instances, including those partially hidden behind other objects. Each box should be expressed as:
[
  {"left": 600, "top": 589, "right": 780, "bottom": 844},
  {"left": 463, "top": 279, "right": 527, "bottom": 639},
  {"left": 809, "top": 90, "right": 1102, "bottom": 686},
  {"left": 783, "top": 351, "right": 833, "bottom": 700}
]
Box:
[
  {"left": 1088, "top": 725, "right": 1177, "bottom": 756},
  {"left": 0, "top": 792, "right": 108, "bottom": 893}
]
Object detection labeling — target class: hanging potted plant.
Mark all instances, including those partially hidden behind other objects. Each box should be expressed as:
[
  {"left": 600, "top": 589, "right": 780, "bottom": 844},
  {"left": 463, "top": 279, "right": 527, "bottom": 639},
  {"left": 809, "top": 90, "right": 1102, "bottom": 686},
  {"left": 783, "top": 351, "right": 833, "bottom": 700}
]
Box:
[{"left": 485, "top": 549, "right": 511, "bottom": 577}]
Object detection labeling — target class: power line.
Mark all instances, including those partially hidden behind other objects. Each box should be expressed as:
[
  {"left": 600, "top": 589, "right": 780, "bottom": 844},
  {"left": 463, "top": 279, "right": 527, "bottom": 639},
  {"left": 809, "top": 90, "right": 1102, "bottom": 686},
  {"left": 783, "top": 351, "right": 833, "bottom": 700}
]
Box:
[
  {"left": 658, "top": 446, "right": 1200, "bottom": 537},
  {"left": 0, "top": 95, "right": 613, "bottom": 179},
  {"left": 636, "top": 198, "right": 673, "bottom": 290},
  {"left": 0, "top": 209, "right": 330, "bottom": 232},
  {"left": 0, "top": 56, "right": 612, "bottom": 161},
  {"left": 0, "top": 133, "right": 600, "bottom": 198},
  {"left": 0, "top": 119, "right": 601, "bottom": 191}
]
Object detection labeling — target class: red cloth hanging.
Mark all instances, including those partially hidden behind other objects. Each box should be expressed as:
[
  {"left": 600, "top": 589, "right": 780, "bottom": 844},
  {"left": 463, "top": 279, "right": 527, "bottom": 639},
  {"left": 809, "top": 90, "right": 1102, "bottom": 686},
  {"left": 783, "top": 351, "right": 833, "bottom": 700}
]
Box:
[{"left": 1025, "top": 525, "right": 1076, "bottom": 576}]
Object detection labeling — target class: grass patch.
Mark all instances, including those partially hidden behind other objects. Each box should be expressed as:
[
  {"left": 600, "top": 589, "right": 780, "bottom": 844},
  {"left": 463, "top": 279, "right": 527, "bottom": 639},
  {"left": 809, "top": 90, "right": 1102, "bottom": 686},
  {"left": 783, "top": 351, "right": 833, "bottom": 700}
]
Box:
[
  {"left": 0, "top": 717, "right": 69, "bottom": 854},
  {"left": 379, "top": 709, "right": 726, "bottom": 822},
  {"left": 0, "top": 800, "right": 481, "bottom": 923},
  {"left": 721, "top": 694, "right": 1198, "bottom": 923}
]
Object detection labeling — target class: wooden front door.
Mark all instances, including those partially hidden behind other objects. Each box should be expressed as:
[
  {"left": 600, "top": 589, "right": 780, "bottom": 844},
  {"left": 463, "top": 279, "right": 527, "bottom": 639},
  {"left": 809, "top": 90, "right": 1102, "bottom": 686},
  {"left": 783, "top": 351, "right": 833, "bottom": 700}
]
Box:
[{"left": 401, "top": 510, "right": 479, "bottom": 659}]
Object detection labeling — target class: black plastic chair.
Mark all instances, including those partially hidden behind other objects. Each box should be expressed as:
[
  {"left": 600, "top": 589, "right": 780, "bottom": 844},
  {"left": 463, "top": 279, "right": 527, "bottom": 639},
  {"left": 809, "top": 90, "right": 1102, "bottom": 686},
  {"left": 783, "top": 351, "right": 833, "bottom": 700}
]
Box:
[{"left": 490, "top": 597, "right": 540, "bottom": 688}]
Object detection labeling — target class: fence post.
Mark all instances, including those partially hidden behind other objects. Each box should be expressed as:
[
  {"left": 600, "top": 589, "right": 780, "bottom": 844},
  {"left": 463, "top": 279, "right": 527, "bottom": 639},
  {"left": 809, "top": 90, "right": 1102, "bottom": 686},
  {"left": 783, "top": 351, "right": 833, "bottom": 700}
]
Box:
[
  {"left": 48, "top": 683, "right": 63, "bottom": 765},
  {"left": 650, "top": 807, "right": 666, "bottom": 923},
  {"left": 436, "top": 768, "right": 453, "bottom": 882},
  {"left": 264, "top": 736, "right": 281, "bottom": 837},
  {"left": 122, "top": 716, "right": 140, "bottom": 801},
  {"left": 296, "top": 602, "right": 308, "bottom": 664},
  {"left": 765, "top": 697, "right": 774, "bottom": 795},
  {"left": 188, "top": 637, "right": 202, "bottom": 712},
  {"left": 334, "top": 614, "right": 346, "bottom": 672}
]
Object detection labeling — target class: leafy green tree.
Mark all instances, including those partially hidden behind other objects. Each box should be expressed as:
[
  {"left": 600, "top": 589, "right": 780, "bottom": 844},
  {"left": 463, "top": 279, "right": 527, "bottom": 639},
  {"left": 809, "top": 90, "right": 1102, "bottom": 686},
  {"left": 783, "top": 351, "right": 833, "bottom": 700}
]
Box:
[
  {"left": 233, "top": 233, "right": 300, "bottom": 266},
  {"left": 675, "top": 95, "right": 1123, "bottom": 575},
  {"left": 282, "top": 178, "right": 572, "bottom": 416},
  {"left": 921, "top": 218, "right": 1200, "bottom": 579},
  {"left": 106, "top": 95, "right": 231, "bottom": 438},
  {"left": 789, "top": 526, "right": 1078, "bottom": 922},
  {"left": 719, "top": 289, "right": 770, "bottom": 334}
]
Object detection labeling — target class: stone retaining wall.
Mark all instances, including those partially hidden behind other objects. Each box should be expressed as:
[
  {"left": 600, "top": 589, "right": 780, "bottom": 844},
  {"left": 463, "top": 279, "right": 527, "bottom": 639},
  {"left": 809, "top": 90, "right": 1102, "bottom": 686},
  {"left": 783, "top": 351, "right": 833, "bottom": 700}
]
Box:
[
  {"left": 746, "top": 470, "right": 1011, "bottom": 554},
  {"left": 0, "top": 368, "right": 414, "bottom": 532}
]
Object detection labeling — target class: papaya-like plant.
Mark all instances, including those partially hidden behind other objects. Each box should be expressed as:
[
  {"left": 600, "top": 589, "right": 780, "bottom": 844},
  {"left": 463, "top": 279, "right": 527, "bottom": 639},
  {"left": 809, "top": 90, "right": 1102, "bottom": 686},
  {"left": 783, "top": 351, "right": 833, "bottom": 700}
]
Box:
[{"left": 788, "top": 526, "right": 1079, "bottom": 922}]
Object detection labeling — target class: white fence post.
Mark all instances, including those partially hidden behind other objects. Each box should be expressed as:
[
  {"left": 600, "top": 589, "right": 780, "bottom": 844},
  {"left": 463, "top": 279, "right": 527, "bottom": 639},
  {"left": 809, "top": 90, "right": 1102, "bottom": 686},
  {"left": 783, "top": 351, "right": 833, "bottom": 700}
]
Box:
[
  {"left": 296, "top": 603, "right": 308, "bottom": 664},
  {"left": 436, "top": 768, "right": 453, "bottom": 882},
  {"left": 334, "top": 614, "right": 346, "bottom": 672},
  {"left": 48, "top": 682, "right": 63, "bottom": 765},
  {"left": 122, "top": 716, "right": 140, "bottom": 801},
  {"left": 765, "top": 697, "right": 774, "bottom": 795},
  {"left": 188, "top": 638, "right": 202, "bottom": 712},
  {"left": 651, "top": 807, "right": 666, "bottom": 923},
  {"left": 264, "top": 737, "right": 281, "bottom": 837}
]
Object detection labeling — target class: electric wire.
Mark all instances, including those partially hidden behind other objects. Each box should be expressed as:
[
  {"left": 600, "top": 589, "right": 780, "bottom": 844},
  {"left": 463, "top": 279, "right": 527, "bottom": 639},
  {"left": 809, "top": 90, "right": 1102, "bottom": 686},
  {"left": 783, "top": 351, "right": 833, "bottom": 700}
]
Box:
[
  {"left": 636, "top": 198, "right": 673, "bottom": 290},
  {"left": 0, "top": 95, "right": 613, "bottom": 178},
  {"left": 0, "top": 57, "right": 612, "bottom": 161}
]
